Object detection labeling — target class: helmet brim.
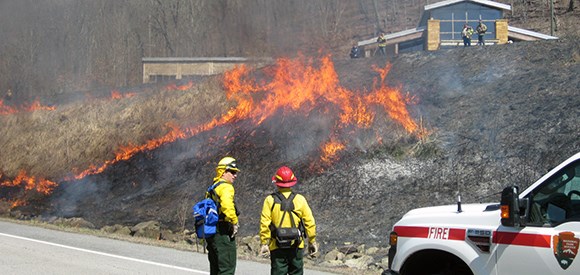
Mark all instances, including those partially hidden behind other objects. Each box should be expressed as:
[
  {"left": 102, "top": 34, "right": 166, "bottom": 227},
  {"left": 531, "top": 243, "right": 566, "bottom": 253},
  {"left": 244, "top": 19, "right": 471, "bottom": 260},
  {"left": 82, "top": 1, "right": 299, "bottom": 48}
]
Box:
[{"left": 272, "top": 176, "right": 296, "bottom": 187}]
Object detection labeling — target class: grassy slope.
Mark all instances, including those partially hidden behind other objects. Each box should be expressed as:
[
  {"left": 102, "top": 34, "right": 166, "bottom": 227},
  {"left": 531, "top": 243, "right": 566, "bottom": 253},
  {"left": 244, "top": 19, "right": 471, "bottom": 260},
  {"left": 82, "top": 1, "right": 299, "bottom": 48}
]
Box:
[
  {"left": 1, "top": 1, "right": 577, "bottom": 181},
  {"left": 0, "top": 79, "right": 227, "bottom": 180}
]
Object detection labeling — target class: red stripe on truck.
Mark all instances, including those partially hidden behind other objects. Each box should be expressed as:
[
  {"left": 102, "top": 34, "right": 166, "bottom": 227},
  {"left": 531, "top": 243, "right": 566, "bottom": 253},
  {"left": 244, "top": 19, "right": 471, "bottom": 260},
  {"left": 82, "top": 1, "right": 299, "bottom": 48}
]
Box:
[
  {"left": 394, "top": 226, "right": 466, "bottom": 240},
  {"left": 493, "top": 231, "right": 551, "bottom": 248},
  {"left": 393, "top": 226, "right": 551, "bottom": 248}
]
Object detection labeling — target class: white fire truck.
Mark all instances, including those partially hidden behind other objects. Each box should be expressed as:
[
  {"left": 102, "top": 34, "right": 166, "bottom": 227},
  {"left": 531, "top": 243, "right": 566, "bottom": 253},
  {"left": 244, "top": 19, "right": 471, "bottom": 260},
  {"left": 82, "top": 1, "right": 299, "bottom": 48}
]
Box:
[{"left": 385, "top": 152, "right": 580, "bottom": 275}]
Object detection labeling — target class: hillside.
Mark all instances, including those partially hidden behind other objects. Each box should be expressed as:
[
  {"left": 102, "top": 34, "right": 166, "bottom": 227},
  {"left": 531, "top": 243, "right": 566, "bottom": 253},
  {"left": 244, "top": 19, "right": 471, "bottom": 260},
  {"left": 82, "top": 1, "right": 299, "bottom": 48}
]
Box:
[{"left": 4, "top": 36, "right": 568, "bottom": 252}]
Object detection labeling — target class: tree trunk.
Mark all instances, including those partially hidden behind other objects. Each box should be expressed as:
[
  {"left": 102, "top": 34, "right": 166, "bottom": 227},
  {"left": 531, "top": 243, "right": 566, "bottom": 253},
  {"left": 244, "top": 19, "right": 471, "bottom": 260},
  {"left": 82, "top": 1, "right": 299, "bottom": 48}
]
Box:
[{"left": 372, "top": 0, "right": 382, "bottom": 34}]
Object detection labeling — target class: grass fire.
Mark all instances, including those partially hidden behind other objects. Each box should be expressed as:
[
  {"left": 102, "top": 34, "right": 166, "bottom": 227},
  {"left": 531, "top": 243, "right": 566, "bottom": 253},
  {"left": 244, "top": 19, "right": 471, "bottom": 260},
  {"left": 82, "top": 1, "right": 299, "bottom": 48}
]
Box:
[{"left": 1, "top": 55, "right": 423, "bottom": 213}]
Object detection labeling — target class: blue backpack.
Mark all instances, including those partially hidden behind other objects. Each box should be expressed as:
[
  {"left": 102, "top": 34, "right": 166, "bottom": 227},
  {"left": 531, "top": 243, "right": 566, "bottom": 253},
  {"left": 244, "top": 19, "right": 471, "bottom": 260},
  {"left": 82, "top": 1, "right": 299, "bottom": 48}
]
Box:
[{"left": 192, "top": 182, "right": 222, "bottom": 239}]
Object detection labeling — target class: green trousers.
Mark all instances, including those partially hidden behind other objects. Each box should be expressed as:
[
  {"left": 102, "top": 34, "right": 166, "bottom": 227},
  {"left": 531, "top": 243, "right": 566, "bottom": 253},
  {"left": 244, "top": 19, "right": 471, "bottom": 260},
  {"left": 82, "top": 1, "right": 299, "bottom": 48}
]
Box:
[
  {"left": 206, "top": 227, "right": 236, "bottom": 275},
  {"left": 270, "top": 248, "right": 304, "bottom": 275}
]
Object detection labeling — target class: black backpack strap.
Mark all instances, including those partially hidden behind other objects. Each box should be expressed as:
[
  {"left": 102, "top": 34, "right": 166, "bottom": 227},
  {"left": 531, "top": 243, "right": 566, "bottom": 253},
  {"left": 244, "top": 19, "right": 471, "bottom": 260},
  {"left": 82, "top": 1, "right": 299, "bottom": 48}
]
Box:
[
  {"left": 207, "top": 181, "right": 228, "bottom": 219},
  {"left": 271, "top": 192, "right": 295, "bottom": 210},
  {"left": 270, "top": 192, "right": 279, "bottom": 212},
  {"left": 269, "top": 192, "right": 304, "bottom": 248},
  {"left": 271, "top": 192, "right": 297, "bottom": 228},
  {"left": 207, "top": 181, "right": 223, "bottom": 201}
]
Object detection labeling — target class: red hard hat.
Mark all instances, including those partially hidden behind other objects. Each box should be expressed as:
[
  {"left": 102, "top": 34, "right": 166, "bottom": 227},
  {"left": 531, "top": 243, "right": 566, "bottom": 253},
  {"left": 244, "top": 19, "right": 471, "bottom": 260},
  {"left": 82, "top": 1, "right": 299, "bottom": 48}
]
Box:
[{"left": 272, "top": 166, "right": 297, "bottom": 188}]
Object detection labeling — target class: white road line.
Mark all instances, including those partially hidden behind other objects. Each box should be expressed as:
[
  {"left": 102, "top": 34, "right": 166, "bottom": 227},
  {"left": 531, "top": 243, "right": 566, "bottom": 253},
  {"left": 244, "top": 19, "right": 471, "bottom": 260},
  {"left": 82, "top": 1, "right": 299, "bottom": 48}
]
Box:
[{"left": 0, "top": 232, "right": 209, "bottom": 274}]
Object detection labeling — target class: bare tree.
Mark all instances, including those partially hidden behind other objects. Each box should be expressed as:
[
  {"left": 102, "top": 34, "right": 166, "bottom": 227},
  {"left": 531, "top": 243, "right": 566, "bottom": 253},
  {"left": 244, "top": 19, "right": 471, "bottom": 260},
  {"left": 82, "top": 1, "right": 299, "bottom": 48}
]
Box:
[
  {"left": 302, "top": 1, "right": 350, "bottom": 52},
  {"left": 372, "top": 0, "right": 383, "bottom": 33},
  {"left": 150, "top": 0, "right": 176, "bottom": 55},
  {"left": 175, "top": 197, "right": 191, "bottom": 231}
]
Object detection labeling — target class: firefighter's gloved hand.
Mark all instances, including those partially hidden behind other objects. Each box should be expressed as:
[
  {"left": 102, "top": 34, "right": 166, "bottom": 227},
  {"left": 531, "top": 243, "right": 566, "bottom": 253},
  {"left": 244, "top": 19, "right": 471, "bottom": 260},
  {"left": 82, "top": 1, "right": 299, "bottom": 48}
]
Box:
[
  {"left": 259, "top": 244, "right": 270, "bottom": 257},
  {"left": 231, "top": 223, "right": 239, "bottom": 238},
  {"left": 308, "top": 242, "right": 319, "bottom": 258}
]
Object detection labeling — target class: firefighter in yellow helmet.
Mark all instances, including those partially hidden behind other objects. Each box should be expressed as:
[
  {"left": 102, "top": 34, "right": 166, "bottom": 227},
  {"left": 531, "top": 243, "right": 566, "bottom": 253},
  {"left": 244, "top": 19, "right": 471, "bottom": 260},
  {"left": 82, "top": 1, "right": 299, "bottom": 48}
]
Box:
[
  {"left": 376, "top": 32, "right": 387, "bottom": 56},
  {"left": 259, "top": 166, "right": 318, "bottom": 275},
  {"left": 206, "top": 156, "right": 240, "bottom": 275}
]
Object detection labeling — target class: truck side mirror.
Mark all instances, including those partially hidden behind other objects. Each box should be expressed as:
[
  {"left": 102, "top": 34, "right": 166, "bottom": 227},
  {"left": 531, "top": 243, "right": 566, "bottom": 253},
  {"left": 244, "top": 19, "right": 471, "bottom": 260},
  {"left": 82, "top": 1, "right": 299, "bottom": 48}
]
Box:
[{"left": 500, "top": 186, "right": 521, "bottom": 227}]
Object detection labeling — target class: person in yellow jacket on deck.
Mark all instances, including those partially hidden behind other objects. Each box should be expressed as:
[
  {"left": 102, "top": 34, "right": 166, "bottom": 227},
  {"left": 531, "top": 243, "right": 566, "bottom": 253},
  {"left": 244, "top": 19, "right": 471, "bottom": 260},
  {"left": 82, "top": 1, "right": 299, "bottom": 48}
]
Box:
[
  {"left": 376, "top": 32, "right": 387, "bottom": 56},
  {"left": 206, "top": 156, "right": 240, "bottom": 275},
  {"left": 259, "top": 166, "right": 318, "bottom": 275}
]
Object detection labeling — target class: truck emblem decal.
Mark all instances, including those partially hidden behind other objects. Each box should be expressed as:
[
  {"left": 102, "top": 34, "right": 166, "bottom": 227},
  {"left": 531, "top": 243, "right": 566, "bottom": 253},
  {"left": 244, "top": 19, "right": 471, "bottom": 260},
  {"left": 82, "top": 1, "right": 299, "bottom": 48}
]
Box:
[
  {"left": 553, "top": 231, "right": 579, "bottom": 270},
  {"left": 428, "top": 227, "right": 450, "bottom": 239}
]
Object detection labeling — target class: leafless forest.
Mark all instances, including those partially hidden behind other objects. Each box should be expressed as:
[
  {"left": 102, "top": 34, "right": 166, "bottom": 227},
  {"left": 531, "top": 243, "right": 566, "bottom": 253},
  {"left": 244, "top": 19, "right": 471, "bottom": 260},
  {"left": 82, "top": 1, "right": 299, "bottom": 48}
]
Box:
[{"left": 2, "top": 0, "right": 576, "bottom": 103}]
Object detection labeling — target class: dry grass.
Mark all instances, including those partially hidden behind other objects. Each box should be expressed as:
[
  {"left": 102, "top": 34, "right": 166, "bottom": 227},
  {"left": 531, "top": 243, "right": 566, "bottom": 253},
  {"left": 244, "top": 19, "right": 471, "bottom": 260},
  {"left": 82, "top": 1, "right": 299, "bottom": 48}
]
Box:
[{"left": 0, "top": 77, "right": 228, "bottom": 180}]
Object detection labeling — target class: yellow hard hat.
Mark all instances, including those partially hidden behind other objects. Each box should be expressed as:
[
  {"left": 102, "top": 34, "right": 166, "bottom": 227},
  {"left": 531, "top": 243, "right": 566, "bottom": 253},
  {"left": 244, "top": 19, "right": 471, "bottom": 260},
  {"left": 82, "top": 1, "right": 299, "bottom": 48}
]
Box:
[
  {"left": 214, "top": 156, "right": 240, "bottom": 181},
  {"left": 217, "top": 157, "right": 240, "bottom": 172}
]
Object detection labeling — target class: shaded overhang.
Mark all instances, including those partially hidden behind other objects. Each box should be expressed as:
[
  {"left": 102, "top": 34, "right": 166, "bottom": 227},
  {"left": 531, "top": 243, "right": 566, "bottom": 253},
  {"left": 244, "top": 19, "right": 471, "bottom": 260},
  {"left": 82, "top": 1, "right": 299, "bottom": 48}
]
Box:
[
  {"left": 508, "top": 26, "right": 559, "bottom": 41},
  {"left": 142, "top": 57, "right": 250, "bottom": 64},
  {"left": 424, "top": 0, "right": 511, "bottom": 11},
  {"left": 358, "top": 27, "right": 426, "bottom": 47}
]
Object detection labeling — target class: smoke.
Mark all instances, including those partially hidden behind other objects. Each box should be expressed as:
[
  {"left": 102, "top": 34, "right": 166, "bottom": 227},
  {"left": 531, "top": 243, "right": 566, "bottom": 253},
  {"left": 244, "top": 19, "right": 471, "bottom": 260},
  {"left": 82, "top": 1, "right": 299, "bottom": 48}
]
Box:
[
  {"left": 49, "top": 178, "right": 102, "bottom": 218},
  {"left": 258, "top": 110, "right": 334, "bottom": 162}
]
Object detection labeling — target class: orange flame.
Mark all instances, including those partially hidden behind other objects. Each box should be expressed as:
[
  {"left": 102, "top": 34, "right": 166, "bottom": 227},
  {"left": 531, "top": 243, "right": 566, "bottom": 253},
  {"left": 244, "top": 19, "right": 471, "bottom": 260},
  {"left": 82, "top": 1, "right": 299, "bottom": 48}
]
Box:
[
  {"left": 320, "top": 139, "right": 346, "bottom": 164},
  {"left": 10, "top": 199, "right": 28, "bottom": 208},
  {"left": 68, "top": 123, "right": 186, "bottom": 180},
  {"left": 70, "top": 55, "right": 421, "bottom": 180},
  {"left": 368, "top": 64, "right": 418, "bottom": 133},
  {"left": 0, "top": 170, "right": 57, "bottom": 196},
  {"left": 219, "top": 55, "right": 421, "bottom": 162},
  {"left": 111, "top": 90, "right": 136, "bottom": 99},
  {"left": 0, "top": 99, "right": 56, "bottom": 115},
  {"left": 1, "top": 100, "right": 21, "bottom": 114},
  {"left": 222, "top": 56, "right": 416, "bottom": 133},
  {"left": 5, "top": 55, "right": 422, "bottom": 208},
  {"left": 166, "top": 81, "right": 194, "bottom": 91}
]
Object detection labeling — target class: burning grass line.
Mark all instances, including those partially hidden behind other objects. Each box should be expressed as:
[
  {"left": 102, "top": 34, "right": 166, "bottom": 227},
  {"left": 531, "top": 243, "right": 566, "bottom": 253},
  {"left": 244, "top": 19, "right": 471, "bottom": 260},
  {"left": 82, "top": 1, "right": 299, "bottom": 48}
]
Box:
[
  {"left": 63, "top": 56, "right": 424, "bottom": 182},
  {"left": 0, "top": 99, "right": 56, "bottom": 115},
  {"left": 6, "top": 55, "right": 427, "bottom": 208}
]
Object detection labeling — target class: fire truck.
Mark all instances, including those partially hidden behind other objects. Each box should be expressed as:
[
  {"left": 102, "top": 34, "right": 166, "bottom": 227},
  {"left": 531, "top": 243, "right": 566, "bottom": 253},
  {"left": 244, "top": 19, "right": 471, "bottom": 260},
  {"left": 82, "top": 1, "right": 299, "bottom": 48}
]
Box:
[{"left": 385, "top": 152, "right": 580, "bottom": 275}]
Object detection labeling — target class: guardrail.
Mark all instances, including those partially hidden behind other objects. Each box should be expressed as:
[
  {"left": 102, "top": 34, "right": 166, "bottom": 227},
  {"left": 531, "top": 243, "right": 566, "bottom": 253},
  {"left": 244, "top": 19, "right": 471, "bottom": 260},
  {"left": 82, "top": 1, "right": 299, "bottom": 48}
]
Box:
[{"left": 440, "top": 39, "right": 500, "bottom": 46}]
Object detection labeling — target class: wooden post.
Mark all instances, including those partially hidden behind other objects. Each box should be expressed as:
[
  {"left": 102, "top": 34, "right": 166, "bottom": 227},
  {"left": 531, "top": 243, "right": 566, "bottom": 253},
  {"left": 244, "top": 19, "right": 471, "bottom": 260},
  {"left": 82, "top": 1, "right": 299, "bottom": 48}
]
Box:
[
  {"left": 495, "top": 19, "right": 509, "bottom": 44},
  {"left": 426, "top": 19, "right": 441, "bottom": 51}
]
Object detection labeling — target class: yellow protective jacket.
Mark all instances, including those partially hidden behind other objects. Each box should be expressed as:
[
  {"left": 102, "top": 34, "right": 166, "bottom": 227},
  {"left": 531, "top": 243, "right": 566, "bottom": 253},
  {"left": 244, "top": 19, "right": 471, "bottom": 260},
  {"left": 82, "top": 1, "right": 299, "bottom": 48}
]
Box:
[
  {"left": 476, "top": 23, "right": 487, "bottom": 34},
  {"left": 377, "top": 36, "right": 387, "bottom": 47},
  {"left": 208, "top": 179, "right": 238, "bottom": 225},
  {"left": 259, "top": 188, "right": 316, "bottom": 250},
  {"left": 462, "top": 27, "right": 474, "bottom": 38}
]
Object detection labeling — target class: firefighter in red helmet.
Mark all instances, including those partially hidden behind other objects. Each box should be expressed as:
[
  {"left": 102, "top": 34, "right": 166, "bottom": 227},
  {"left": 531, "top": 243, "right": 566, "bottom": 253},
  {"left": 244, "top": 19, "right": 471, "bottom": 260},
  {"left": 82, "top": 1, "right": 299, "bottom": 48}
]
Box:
[{"left": 259, "top": 166, "right": 318, "bottom": 274}]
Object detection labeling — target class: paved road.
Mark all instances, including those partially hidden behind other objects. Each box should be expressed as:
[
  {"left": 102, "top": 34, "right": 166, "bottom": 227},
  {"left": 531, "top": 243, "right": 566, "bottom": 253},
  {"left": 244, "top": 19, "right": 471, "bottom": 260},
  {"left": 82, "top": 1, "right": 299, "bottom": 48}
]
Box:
[{"left": 0, "top": 220, "right": 337, "bottom": 274}]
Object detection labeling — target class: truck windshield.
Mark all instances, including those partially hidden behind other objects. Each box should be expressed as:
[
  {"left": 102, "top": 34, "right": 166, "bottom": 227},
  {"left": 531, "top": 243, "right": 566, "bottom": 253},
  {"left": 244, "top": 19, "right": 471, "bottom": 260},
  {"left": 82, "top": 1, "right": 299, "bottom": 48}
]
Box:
[{"left": 528, "top": 160, "right": 580, "bottom": 226}]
